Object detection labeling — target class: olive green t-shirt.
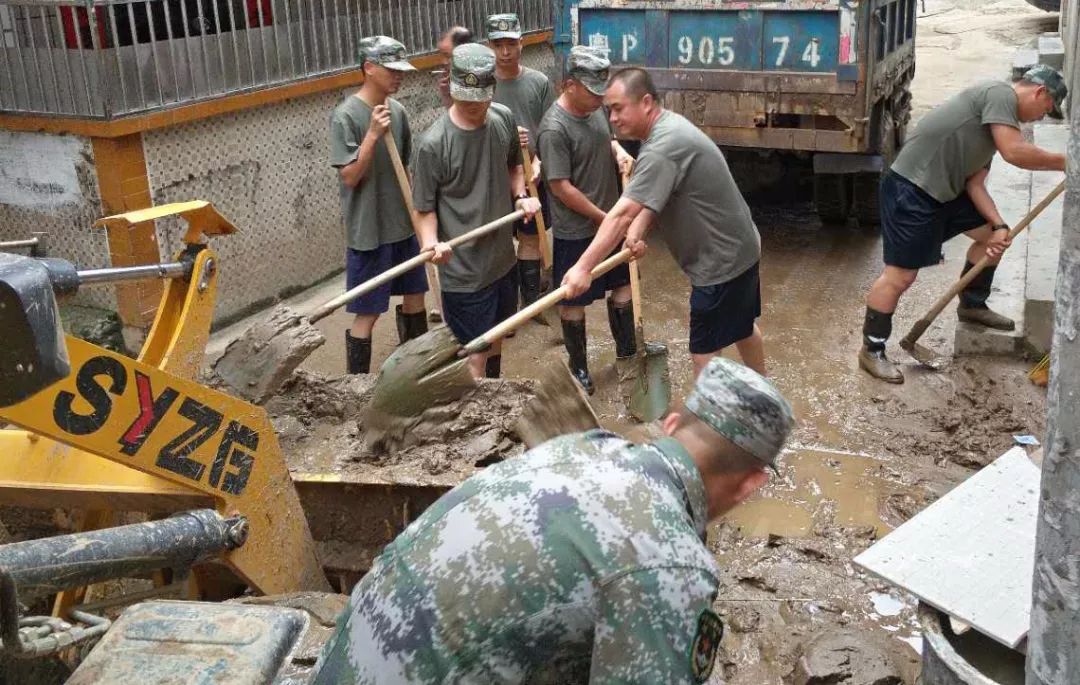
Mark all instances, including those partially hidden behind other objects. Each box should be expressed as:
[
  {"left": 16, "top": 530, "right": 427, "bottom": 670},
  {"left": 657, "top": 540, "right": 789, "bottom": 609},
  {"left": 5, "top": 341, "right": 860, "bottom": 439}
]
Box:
[
  {"left": 537, "top": 104, "right": 620, "bottom": 240},
  {"left": 624, "top": 110, "right": 761, "bottom": 287},
  {"left": 891, "top": 81, "right": 1020, "bottom": 202},
  {"left": 493, "top": 66, "right": 555, "bottom": 154},
  {"left": 411, "top": 104, "right": 521, "bottom": 293},
  {"left": 329, "top": 96, "right": 413, "bottom": 251}
]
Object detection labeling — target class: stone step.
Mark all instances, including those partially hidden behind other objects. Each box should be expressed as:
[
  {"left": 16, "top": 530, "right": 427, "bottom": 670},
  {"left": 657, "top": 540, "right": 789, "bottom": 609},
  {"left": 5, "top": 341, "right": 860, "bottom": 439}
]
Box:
[
  {"left": 1024, "top": 122, "right": 1068, "bottom": 354},
  {"left": 953, "top": 157, "right": 1031, "bottom": 357}
]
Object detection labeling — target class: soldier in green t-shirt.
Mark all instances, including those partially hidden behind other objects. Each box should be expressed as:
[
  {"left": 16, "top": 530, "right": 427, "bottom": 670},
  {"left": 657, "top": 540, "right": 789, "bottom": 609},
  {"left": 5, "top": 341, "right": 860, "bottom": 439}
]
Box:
[
  {"left": 411, "top": 44, "right": 541, "bottom": 380},
  {"left": 859, "top": 65, "right": 1067, "bottom": 383},
  {"left": 487, "top": 13, "right": 556, "bottom": 316},
  {"left": 329, "top": 36, "right": 427, "bottom": 375}
]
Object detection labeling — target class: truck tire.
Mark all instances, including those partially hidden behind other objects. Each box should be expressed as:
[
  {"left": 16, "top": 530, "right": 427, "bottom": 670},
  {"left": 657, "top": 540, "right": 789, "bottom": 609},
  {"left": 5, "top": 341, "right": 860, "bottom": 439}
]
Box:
[
  {"left": 814, "top": 173, "right": 852, "bottom": 226},
  {"left": 853, "top": 173, "right": 882, "bottom": 228}
]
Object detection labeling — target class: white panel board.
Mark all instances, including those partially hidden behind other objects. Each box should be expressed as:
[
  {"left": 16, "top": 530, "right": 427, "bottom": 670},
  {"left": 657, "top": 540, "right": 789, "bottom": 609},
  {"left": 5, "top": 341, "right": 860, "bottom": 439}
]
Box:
[{"left": 854, "top": 448, "right": 1039, "bottom": 648}]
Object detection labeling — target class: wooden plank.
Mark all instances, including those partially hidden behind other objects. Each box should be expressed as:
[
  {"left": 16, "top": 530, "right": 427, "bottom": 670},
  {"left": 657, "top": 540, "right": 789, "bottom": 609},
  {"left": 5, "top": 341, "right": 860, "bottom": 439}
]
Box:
[{"left": 854, "top": 447, "right": 1039, "bottom": 649}]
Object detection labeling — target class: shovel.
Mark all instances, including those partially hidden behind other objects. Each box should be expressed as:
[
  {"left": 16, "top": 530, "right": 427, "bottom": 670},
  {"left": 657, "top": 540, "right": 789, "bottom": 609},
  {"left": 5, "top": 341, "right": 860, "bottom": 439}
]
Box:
[
  {"left": 383, "top": 115, "right": 444, "bottom": 321},
  {"left": 618, "top": 168, "right": 671, "bottom": 422},
  {"left": 520, "top": 143, "right": 553, "bottom": 326},
  {"left": 625, "top": 258, "right": 672, "bottom": 422},
  {"left": 368, "top": 249, "right": 635, "bottom": 420},
  {"left": 899, "top": 180, "right": 1065, "bottom": 368}
]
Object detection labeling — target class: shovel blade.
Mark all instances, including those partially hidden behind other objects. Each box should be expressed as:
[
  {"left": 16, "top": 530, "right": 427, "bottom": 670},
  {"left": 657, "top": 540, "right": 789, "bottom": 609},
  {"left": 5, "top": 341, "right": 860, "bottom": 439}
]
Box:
[
  {"left": 629, "top": 342, "right": 671, "bottom": 423},
  {"left": 368, "top": 325, "right": 476, "bottom": 419},
  {"left": 899, "top": 339, "right": 948, "bottom": 370},
  {"left": 516, "top": 360, "right": 600, "bottom": 448}
]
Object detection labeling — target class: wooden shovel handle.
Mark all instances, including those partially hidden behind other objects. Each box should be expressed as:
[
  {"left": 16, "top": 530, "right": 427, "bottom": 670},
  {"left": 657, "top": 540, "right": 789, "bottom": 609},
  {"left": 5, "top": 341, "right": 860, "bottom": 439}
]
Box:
[
  {"left": 622, "top": 166, "right": 646, "bottom": 350},
  {"left": 521, "top": 144, "right": 553, "bottom": 269},
  {"left": 308, "top": 210, "right": 524, "bottom": 323},
  {"left": 902, "top": 179, "right": 1065, "bottom": 346},
  {"left": 462, "top": 249, "right": 635, "bottom": 356}
]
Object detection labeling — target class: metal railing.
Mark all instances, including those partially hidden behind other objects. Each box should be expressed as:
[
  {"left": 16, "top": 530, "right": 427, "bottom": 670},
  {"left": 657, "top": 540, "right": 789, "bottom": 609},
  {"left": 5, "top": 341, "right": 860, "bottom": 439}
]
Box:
[{"left": 0, "top": 0, "right": 552, "bottom": 118}]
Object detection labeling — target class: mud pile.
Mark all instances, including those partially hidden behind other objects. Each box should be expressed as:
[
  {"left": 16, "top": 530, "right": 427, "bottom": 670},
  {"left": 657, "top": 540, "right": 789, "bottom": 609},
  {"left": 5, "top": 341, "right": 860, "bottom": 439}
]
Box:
[
  {"left": 264, "top": 370, "right": 538, "bottom": 483},
  {"left": 871, "top": 359, "right": 1044, "bottom": 469}
]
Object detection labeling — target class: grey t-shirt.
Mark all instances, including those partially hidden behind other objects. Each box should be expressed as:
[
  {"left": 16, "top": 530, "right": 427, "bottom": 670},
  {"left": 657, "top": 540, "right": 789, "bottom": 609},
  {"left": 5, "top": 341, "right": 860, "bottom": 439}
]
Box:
[
  {"left": 624, "top": 110, "right": 761, "bottom": 287},
  {"left": 537, "top": 104, "right": 620, "bottom": 240},
  {"left": 412, "top": 104, "right": 521, "bottom": 292},
  {"left": 892, "top": 81, "right": 1020, "bottom": 202},
  {"left": 329, "top": 96, "right": 413, "bottom": 251},
  {"left": 493, "top": 66, "right": 555, "bottom": 154}
]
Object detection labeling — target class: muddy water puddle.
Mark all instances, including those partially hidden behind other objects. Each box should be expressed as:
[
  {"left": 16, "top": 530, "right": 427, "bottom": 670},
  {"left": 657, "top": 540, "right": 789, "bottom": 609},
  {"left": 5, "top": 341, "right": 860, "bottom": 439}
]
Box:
[{"left": 723, "top": 448, "right": 891, "bottom": 539}]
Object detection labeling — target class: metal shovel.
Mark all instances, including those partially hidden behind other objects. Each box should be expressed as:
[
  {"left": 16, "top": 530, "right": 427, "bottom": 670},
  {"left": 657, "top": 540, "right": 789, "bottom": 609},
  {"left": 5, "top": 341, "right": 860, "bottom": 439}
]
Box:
[{"left": 625, "top": 257, "right": 671, "bottom": 422}]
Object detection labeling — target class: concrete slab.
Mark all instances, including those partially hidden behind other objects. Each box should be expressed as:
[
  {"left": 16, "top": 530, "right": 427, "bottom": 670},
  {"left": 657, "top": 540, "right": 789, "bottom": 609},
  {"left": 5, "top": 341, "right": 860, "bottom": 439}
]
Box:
[
  {"left": 953, "top": 157, "right": 1031, "bottom": 357},
  {"left": 1037, "top": 33, "right": 1065, "bottom": 71},
  {"left": 1012, "top": 48, "right": 1040, "bottom": 80},
  {"left": 1024, "top": 123, "right": 1068, "bottom": 354},
  {"left": 855, "top": 448, "right": 1040, "bottom": 650}
]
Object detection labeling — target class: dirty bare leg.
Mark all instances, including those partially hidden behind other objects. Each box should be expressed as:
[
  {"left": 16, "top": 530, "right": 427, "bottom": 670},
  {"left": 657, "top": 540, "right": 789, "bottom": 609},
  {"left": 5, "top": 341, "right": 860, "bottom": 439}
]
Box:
[
  {"left": 610, "top": 283, "right": 632, "bottom": 306},
  {"left": 467, "top": 339, "right": 504, "bottom": 379},
  {"left": 401, "top": 292, "right": 426, "bottom": 315},
  {"left": 735, "top": 324, "right": 766, "bottom": 376},
  {"left": 517, "top": 233, "right": 540, "bottom": 260},
  {"left": 865, "top": 265, "right": 919, "bottom": 315},
  {"left": 351, "top": 313, "right": 378, "bottom": 339},
  {"left": 559, "top": 304, "right": 585, "bottom": 321},
  {"left": 963, "top": 225, "right": 1001, "bottom": 267}
]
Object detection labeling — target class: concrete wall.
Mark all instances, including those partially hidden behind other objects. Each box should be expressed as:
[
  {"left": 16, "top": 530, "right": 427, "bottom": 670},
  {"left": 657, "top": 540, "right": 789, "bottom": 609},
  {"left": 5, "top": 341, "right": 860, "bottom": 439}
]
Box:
[{"left": 0, "top": 131, "right": 115, "bottom": 311}]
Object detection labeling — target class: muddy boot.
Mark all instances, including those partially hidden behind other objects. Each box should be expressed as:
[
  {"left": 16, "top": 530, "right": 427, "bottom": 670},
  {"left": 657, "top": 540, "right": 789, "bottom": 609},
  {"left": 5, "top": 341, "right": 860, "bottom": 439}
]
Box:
[
  {"left": 561, "top": 319, "right": 594, "bottom": 395},
  {"left": 345, "top": 332, "right": 372, "bottom": 375},
  {"left": 485, "top": 354, "right": 502, "bottom": 379},
  {"left": 606, "top": 298, "right": 637, "bottom": 360},
  {"left": 396, "top": 305, "right": 429, "bottom": 344},
  {"left": 518, "top": 259, "right": 549, "bottom": 325},
  {"left": 859, "top": 307, "right": 903, "bottom": 384},
  {"left": 957, "top": 262, "right": 1015, "bottom": 330}
]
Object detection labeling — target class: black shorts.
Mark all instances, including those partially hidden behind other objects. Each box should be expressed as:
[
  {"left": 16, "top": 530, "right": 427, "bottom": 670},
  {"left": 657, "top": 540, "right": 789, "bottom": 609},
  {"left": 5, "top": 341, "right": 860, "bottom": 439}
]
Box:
[
  {"left": 689, "top": 262, "right": 761, "bottom": 355},
  {"left": 344, "top": 236, "right": 428, "bottom": 315},
  {"left": 552, "top": 237, "right": 631, "bottom": 307},
  {"left": 441, "top": 267, "right": 519, "bottom": 344},
  {"left": 880, "top": 171, "right": 987, "bottom": 270},
  {"left": 513, "top": 182, "right": 552, "bottom": 237}
]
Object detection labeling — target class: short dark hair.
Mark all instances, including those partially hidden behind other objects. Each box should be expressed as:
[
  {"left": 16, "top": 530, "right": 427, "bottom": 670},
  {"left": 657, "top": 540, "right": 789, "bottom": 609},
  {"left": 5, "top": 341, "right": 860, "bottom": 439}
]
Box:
[
  {"left": 444, "top": 26, "right": 472, "bottom": 47},
  {"left": 609, "top": 67, "right": 658, "bottom": 102}
]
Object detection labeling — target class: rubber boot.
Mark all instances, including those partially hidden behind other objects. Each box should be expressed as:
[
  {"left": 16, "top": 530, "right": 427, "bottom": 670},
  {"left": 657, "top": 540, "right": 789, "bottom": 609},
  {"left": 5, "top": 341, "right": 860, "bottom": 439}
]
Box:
[
  {"left": 484, "top": 354, "right": 502, "bottom": 379},
  {"left": 396, "top": 305, "right": 429, "bottom": 344},
  {"left": 345, "top": 332, "right": 372, "bottom": 375},
  {"left": 518, "top": 259, "right": 549, "bottom": 325},
  {"left": 957, "top": 261, "right": 1015, "bottom": 330},
  {"left": 858, "top": 307, "right": 903, "bottom": 384},
  {"left": 561, "top": 319, "right": 595, "bottom": 395},
  {"left": 606, "top": 298, "right": 637, "bottom": 359}
]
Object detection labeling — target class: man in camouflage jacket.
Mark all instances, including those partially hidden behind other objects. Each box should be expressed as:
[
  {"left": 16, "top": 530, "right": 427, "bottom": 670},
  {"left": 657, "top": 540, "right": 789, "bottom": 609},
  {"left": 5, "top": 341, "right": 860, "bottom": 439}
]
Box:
[{"left": 314, "top": 357, "right": 794, "bottom": 684}]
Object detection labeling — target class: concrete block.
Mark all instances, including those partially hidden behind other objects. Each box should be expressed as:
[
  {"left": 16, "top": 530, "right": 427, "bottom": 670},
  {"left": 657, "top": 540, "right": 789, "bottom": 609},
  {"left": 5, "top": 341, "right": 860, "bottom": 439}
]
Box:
[
  {"left": 1024, "top": 123, "right": 1068, "bottom": 354},
  {"left": 953, "top": 157, "right": 1031, "bottom": 358},
  {"left": 1013, "top": 48, "right": 1040, "bottom": 80},
  {"left": 1038, "top": 34, "right": 1065, "bottom": 71}
]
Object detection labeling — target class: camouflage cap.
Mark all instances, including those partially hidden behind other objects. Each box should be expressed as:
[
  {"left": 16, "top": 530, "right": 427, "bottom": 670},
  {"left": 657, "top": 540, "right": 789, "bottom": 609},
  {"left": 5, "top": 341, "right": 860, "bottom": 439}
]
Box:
[
  {"left": 1022, "top": 64, "right": 1067, "bottom": 120},
  {"left": 486, "top": 13, "right": 522, "bottom": 41},
  {"left": 450, "top": 43, "right": 497, "bottom": 102},
  {"left": 567, "top": 45, "right": 611, "bottom": 96},
  {"left": 357, "top": 35, "right": 416, "bottom": 72},
  {"left": 685, "top": 357, "right": 794, "bottom": 470}
]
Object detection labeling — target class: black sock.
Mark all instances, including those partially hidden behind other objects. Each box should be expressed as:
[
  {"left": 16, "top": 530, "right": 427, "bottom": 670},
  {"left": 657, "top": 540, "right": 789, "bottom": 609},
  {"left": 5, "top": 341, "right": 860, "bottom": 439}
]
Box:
[
  {"left": 959, "top": 261, "right": 996, "bottom": 309},
  {"left": 863, "top": 307, "right": 892, "bottom": 353}
]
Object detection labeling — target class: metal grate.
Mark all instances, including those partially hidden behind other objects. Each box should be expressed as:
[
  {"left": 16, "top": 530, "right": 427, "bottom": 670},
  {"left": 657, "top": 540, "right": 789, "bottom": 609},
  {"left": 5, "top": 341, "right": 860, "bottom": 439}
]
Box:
[{"left": 0, "top": 0, "right": 553, "bottom": 118}]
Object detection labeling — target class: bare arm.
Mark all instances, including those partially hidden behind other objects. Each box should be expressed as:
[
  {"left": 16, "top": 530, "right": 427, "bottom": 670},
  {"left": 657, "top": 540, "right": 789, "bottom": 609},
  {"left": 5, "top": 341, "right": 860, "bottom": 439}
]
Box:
[
  {"left": 611, "top": 140, "right": 634, "bottom": 176},
  {"left": 415, "top": 210, "right": 452, "bottom": 264},
  {"left": 561, "top": 196, "right": 646, "bottom": 297},
  {"left": 548, "top": 179, "right": 607, "bottom": 226},
  {"left": 509, "top": 163, "right": 527, "bottom": 198},
  {"left": 339, "top": 104, "right": 391, "bottom": 188},
  {"left": 991, "top": 124, "right": 1066, "bottom": 171},
  {"left": 965, "top": 168, "right": 1005, "bottom": 226}
]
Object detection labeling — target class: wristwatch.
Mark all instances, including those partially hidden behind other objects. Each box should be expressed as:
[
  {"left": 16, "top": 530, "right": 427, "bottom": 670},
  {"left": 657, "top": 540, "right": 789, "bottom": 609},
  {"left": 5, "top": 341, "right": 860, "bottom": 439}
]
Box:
[
  {"left": 515, "top": 192, "right": 530, "bottom": 200},
  {"left": 992, "top": 223, "right": 1009, "bottom": 231}
]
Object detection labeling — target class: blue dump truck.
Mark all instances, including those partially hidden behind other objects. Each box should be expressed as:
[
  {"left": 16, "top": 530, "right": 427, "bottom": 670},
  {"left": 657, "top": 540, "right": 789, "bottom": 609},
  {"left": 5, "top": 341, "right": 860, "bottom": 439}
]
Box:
[{"left": 554, "top": 0, "right": 916, "bottom": 226}]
